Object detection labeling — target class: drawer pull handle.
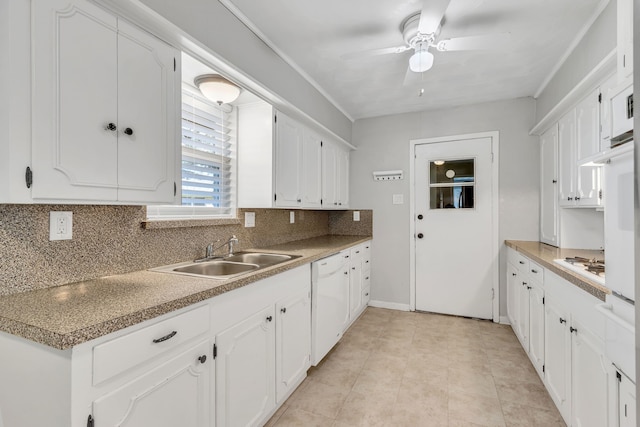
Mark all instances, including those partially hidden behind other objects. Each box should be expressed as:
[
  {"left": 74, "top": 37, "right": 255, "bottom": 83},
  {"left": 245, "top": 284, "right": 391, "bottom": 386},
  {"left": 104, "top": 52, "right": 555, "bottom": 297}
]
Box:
[
  {"left": 152, "top": 330, "right": 177, "bottom": 344},
  {"left": 559, "top": 318, "right": 566, "bottom": 324},
  {"left": 519, "top": 261, "right": 525, "bottom": 265},
  {"left": 266, "top": 316, "right": 273, "bottom": 322},
  {"left": 281, "top": 307, "right": 287, "bottom": 314},
  {"left": 356, "top": 250, "right": 360, "bottom": 254},
  {"left": 570, "top": 326, "right": 578, "bottom": 334},
  {"left": 198, "top": 355, "right": 207, "bottom": 364},
  {"left": 531, "top": 269, "right": 538, "bottom": 273}
]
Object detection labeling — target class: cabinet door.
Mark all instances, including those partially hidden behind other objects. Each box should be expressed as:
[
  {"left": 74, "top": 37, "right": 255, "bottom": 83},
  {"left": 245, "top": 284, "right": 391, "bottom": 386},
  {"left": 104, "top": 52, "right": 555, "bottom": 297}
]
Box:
[
  {"left": 544, "top": 298, "right": 572, "bottom": 423},
  {"left": 617, "top": 0, "right": 633, "bottom": 81},
  {"left": 575, "top": 89, "right": 601, "bottom": 161},
  {"left": 216, "top": 306, "right": 276, "bottom": 427},
  {"left": 506, "top": 263, "right": 519, "bottom": 326},
  {"left": 276, "top": 288, "right": 311, "bottom": 403},
  {"left": 32, "top": 0, "right": 119, "bottom": 201},
  {"left": 619, "top": 373, "right": 636, "bottom": 427},
  {"left": 93, "top": 340, "right": 210, "bottom": 427},
  {"left": 528, "top": 283, "right": 545, "bottom": 378},
  {"left": 301, "top": 129, "right": 322, "bottom": 208},
  {"left": 558, "top": 110, "right": 576, "bottom": 206},
  {"left": 540, "top": 125, "right": 559, "bottom": 246},
  {"left": 349, "top": 260, "right": 363, "bottom": 320},
  {"left": 321, "top": 141, "right": 338, "bottom": 207},
  {"left": 517, "top": 281, "right": 530, "bottom": 350},
  {"left": 336, "top": 146, "right": 350, "bottom": 207},
  {"left": 570, "top": 318, "right": 610, "bottom": 427},
  {"left": 116, "top": 20, "right": 177, "bottom": 203},
  {"left": 274, "top": 112, "right": 303, "bottom": 207}
]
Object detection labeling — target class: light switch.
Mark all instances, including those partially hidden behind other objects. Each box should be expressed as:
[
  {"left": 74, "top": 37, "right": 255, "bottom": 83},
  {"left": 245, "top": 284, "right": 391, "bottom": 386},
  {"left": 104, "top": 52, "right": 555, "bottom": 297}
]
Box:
[
  {"left": 392, "top": 194, "right": 404, "bottom": 205},
  {"left": 244, "top": 212, "right": 255, "bottom": 228}
]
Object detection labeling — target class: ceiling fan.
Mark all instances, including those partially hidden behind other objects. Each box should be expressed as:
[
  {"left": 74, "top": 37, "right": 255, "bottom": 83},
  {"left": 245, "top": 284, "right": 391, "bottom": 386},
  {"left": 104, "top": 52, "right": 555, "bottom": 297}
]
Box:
[{"left": 344, "top": 0, "right": 508, "bottom": 76}]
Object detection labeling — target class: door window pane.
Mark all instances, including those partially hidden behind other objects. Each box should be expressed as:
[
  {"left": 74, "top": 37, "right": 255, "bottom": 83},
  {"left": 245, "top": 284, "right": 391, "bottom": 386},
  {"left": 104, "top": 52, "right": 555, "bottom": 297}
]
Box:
[{"left": 429, "top": 158, "right": 475, "bottom": 209}]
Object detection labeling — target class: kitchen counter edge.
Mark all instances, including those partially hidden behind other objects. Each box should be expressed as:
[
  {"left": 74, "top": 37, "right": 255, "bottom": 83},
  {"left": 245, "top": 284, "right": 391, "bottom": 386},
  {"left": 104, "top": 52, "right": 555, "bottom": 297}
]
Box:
[
  {"left": 505, "top": 240, "right": 608, "bottom": 301},
  {"left": 0, "top": 235, "right": 372, "bottom": 350}
]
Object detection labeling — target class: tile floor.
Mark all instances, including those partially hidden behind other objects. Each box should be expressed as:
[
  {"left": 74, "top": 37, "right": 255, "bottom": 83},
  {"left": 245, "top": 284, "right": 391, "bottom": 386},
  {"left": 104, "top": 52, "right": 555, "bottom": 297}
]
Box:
[{"left": 266, "top": 307, "right": 565, "bottom": 427}]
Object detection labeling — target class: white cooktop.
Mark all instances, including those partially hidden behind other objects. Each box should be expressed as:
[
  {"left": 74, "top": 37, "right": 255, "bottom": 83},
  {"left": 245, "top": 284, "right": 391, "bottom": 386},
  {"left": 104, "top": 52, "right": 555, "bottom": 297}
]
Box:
[{"left": 553, "top": 259, "right": 605, "bottom": 286}]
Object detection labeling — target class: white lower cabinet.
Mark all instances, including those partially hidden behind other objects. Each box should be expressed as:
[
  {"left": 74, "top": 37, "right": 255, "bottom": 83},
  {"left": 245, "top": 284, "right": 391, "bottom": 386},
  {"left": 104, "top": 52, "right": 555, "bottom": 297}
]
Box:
[
  {"left": 618, "top": 371, "right": 636, "bottom": 427},
  {"left": 508, "top": 247, "right": 613, "bottom": 427},
  {"left": 347, "top": 241, "right": 372, "bottom": 327},
  {"left": 215, "top": 306, "right": 277, "bottom": 427},
  {"left": 276, "top": 288, "right": 311, "bottom": 403},
  {"left": 93, "top": 339, "right": 211, "bottom": 427}
]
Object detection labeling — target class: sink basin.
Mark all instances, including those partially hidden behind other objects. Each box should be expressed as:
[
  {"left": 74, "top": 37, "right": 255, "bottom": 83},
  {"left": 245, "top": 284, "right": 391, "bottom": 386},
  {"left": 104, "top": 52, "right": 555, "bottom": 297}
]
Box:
[
  {"left": 225, "top": 252, "right": 299, "bottom": 267},
  {"left": 151, "top": 252, "right": 300, "bottom": 280},
  {"left": 172, "top": 261, "right": 259, "bottom": 278}
]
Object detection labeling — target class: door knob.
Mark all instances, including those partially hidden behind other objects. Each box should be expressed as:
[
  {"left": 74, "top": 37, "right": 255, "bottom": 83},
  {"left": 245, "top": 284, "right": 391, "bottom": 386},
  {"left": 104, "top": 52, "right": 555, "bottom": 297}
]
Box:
[
  {"left": 124, "top": 127, "right": 134, "bottom": 136},
  {"left": 417, "top": 233, "right": 424, "bottom": 239}
]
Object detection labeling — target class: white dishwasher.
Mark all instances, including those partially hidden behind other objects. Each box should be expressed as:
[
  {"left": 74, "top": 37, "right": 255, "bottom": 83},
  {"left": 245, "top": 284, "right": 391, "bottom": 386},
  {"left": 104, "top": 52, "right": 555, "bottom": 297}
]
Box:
[{"left": 311, "top": 250, "right": 350, "bottom": 365}]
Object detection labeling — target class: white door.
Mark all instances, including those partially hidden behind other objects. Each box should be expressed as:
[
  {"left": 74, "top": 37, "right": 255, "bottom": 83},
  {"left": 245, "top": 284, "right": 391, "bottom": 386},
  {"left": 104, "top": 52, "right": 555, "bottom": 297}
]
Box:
[
  {"left": 528, "top": 283, "right": 545, "bottom": 377},
  {"left": 540, "top": 124, "right": 559, "bottom": 246},
  {"left": 274, "top": 111, "right": 303, "bottom": 207},
  {"left": 414, "top": 137, "right": 495, "bottom": 319},
  {"left": 321, "top": 140, "right": 338, "bottom": 207},
  {"left": 215, "top": 306, "right": 276, "bottom": 427},
  {"left": 276, "top": 288, "right": 311, "bottom": 403},
  {"left": 517, "top": 281, "right": 530, "bottom": 349},
  {"left": 544, "top": 298, "right": 572, "bottom": 423},
  {"left": 93, "top": 340, "right": 210, "bottom": 427},
  {"left": 506, "top": 262, "right": 519, "bottom": 326}
]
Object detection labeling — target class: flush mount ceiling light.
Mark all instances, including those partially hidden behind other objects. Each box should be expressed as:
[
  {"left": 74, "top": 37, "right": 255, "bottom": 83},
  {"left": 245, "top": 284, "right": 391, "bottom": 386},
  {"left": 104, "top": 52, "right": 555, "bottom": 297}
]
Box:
[
  {"left": 434, "top": 160, "right": 445, "bottom": 165},
  {"left": 194, "top": 74, "right": 241, "bottom": 105},
  {"left": 409, "top": 41, "right": 434, "bottom": 73}
]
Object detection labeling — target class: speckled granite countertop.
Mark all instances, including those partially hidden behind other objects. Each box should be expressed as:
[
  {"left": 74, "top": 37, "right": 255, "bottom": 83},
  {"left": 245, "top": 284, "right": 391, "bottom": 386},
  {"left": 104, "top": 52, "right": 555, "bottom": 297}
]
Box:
[
  {"left": 0, "top": 235, "right": 371, "bottom": 350},
  {"left": 505, "top": 240, "right": 609, "bottom": 301}
]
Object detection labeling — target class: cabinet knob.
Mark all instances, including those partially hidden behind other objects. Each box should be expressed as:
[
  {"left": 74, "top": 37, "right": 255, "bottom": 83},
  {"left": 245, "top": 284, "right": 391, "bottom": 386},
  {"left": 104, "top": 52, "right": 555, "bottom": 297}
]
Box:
[
  {"left": 344, "top": 271, "right": 348, "bottom": 275},
  {"left": 266, "top": 316, "right": 273, "bottom": 322},
  {"left": 105, "top": 122, "right": 117, "bottom": 131},
  {"left": 417, "top": 214, "right": 424, "bottom": 220},
  {"left": 352, "top": 267, "right": 356, "bottom": 270},
  {"left": 552, "top": 179, "right": 557, "bottom": 184},
  {"left": 417, "top": 233, "right": 424, "bottom": 239},
  {"left": 559, "top": 318, "right": 566, "bottom": 324},
  {"left": 527, "top": 286, "right": 532, "bottom": 290},
  {"left": 198, "top": 355, "right": 207, "bottom": 364},
  {"left": 519, "top": 261, "right": 525, "bottom": 265},
  {"left": 570, "top": 326, "right": 578, "bottom": 334},
  {"left": 567, "top": 197, "right": 573, "bottom": 201},
  {"left": 297, "top": 198, "right": 301, "bottom": 203},
  {"left": 531, "top": 269, "right": 538, "bottom": 274},
  {"left": 281, "top": 307, "right": 287, "bottom": 314},
  {"left": 575, "top": 196, "right": 581, "bottom": 201},
  {"left": 124, "top": 127, "right": 134, "bottom": 136},
  {"left": 512, "top": 273, "right": 517, "bottom": 276},
  {"left": 365, "top": 293, "right": 369, "bottom": 296}
]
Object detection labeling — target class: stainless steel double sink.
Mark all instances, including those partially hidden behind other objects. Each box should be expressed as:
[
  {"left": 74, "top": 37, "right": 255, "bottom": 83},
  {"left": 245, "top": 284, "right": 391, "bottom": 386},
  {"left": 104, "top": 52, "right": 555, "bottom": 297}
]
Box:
[{"left": 151, "top": 252, "right": 301, "bottom": 280}]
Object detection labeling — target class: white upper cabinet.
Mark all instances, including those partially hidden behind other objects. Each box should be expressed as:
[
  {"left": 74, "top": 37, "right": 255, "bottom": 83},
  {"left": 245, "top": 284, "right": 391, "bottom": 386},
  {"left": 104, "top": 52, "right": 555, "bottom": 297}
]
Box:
[
  {"left": 617, "top": 0, "right": 633, "bottom": 81},
  {"left": 31, "top": 0, "right": 178, "bottom": 204},
  {"left": 237, "top": 105, "right": 350, "bottom": 209},
  {"left": 274, "top": 111, "right": 305, "bottom": 207},
  {"left": 558, "top": 90, "right": 602, "bottom": 208},
  {"left": 540, "top": 124, "right": 559, "bottom": 246}
]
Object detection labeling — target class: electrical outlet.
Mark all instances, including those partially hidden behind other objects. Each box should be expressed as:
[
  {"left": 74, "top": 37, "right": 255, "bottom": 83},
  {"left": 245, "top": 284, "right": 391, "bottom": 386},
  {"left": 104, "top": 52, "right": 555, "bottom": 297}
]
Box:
[
  {"left": 353, "top": 211, "right": 360, "bottom": 221},
  {"left": 244, "top": 212, "right": 255, "bottom": 228},
  {"left": 290, "top": 211, "right": 295, "bottom": 224},
  {"left": 49, "top": 211, "right": 73, "bottom": 241}
]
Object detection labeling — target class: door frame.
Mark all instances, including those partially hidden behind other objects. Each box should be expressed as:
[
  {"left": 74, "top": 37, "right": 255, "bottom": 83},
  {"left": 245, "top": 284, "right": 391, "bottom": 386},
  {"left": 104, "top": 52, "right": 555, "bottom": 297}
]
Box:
[{"left": 409, "top": 131, "right": 500, "bottom": 322}]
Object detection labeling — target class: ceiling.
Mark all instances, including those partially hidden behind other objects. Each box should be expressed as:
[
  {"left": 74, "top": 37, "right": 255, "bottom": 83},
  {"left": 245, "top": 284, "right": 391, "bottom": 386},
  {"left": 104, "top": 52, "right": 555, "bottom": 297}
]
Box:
[{"left": 220, "top": 0, "right": 604, "bottom": 120}]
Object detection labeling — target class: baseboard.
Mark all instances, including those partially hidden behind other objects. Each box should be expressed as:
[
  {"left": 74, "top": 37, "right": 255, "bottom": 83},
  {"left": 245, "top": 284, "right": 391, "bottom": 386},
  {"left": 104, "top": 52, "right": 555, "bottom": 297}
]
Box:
[
  {"left": 499, "top": 315, "right": 511, "bottom": 325},
  {"left": 367, "top": 300, "right": 411, "bottom": 311}
]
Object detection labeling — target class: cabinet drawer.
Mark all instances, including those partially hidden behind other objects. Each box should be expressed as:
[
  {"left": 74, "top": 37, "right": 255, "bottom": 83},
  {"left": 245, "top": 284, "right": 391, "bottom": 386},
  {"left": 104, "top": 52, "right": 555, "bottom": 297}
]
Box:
[
  {"left": 350, "top": 244, "right": 364, "bottom": 261},
  {"left": 529, "top": 260, "right": 544, "bottom": 282},
  {"left": 93, "top": 305, "right": 210, "bottom": 385},
  {"left": 511, "top": 251, "right": 530, "bottom": 271}
]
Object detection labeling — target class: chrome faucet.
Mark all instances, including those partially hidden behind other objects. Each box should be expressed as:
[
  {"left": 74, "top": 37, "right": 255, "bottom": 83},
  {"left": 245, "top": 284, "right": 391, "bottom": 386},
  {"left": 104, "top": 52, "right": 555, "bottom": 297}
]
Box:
[{"left": 196, "top": 235, "right": 239, "bottom": 262}]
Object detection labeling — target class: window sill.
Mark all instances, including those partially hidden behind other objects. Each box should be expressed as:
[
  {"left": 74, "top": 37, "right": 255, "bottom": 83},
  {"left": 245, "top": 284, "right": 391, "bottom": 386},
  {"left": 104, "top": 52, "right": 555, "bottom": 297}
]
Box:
[{"left": 142, "top": 217, "right": 242, "bottom": 230}]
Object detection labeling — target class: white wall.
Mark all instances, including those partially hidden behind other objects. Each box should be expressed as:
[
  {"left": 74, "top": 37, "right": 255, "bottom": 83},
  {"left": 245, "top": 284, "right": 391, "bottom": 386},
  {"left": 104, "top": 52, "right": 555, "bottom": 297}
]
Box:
[
  {"left": 350, "top": 98, "right": 539, "bottom": 314},
  {"left": 535, "top": 0, "right": 617, "bottom": 123},
  {"left": 136, "top": 0, "right": 352, "bottom": 143}
]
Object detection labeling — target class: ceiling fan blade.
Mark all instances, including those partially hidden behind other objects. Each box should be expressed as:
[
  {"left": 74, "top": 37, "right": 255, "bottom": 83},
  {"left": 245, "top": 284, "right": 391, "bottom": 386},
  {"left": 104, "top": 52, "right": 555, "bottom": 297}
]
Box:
[
  {"left": 418, "top": 0, "right": 451, "bottom": 34},
  {"left": 436, "top": 33, "right": 510, "bottom": 52},
  {"left": 341, "top": 45, "right": 410, "bottom": 60}
]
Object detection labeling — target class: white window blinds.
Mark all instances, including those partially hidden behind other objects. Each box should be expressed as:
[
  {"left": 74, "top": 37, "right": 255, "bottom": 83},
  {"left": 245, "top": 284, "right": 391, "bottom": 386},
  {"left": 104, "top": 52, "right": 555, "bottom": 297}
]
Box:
[{"left": 147, "top": 84, "right": 237, "bottom": 219}]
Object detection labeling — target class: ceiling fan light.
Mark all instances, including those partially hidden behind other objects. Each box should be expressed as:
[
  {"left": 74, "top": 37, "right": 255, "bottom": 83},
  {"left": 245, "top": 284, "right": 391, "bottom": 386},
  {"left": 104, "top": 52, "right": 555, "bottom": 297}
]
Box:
[
  {"left": 194, "top": 74, "right": 241, "bottom": 105},
  {"left": 409, "top": 49, "right": 434, "bottom": 73}
]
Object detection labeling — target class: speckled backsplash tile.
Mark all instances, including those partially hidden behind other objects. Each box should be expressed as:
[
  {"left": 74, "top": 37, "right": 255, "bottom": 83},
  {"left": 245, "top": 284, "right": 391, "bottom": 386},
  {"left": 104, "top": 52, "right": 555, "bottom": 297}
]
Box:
[
  {"left": 328, "top": 210, "right": 373, "bottom": 236},
  {"left": 0, "top": 205, "right": 372, "bottom": 296}
]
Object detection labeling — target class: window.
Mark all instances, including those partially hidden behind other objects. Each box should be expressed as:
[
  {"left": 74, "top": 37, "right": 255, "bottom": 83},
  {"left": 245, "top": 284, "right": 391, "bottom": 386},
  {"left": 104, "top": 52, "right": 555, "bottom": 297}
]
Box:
[
  {"left": 147, "top": 83, "right": 237, "bottom": 219},
  {"left": 429, "top": 158, "right": 475, "bottom": 209}
]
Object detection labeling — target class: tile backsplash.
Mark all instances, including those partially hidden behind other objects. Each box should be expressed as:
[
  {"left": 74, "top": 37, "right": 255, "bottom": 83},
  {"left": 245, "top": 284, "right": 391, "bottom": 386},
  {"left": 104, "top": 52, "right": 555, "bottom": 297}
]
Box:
[{"left": 0, "top": 205, "right": 371, "bottom": 295}]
